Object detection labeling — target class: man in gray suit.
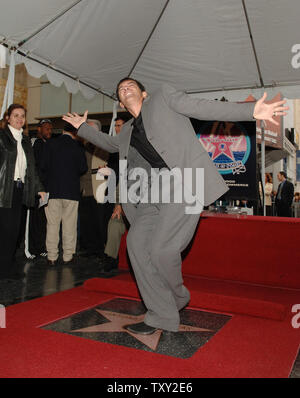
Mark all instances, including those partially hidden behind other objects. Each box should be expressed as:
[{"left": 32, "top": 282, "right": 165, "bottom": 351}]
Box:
[{"left": 63, "top": 78, "right": 288, "bottom": 335}]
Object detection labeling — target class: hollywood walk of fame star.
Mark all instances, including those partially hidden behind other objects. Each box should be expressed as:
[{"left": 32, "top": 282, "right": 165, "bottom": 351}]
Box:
[
  {"left": 209, "top": 136, "right": 236, "bottom": 161},
  {"left": 72, "top": 309, "right": 213, "bottom": 351}
]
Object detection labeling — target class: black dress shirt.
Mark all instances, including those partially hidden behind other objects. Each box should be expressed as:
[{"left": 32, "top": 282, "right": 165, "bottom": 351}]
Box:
[{"left": 130, "top": 113, "right": 168, "bottom": 169}]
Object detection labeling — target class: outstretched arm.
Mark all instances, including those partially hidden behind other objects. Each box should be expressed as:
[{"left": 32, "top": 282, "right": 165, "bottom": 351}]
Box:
[
  {"left": 164, "top": 84, "right": 288, "bottom": 125},
  {"left": 62, "top": 110, "right": 89, "bottom": 129},
  {"left": 62, "top": 111, "right": 119, "bottom": 153}
]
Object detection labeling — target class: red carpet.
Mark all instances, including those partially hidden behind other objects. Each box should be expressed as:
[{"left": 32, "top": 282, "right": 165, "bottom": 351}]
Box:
[
  {"left": 1, "top": 286, "right": 299, "bottom": 378},
  {"left": 84, "top": 272, "right": 298, "bottom": 321},
  {"left": 1, "top": 213, "right": 299, "bottom": 378},
  {"left": 110, "top": 212, "right": 300, "bottom": 321}
]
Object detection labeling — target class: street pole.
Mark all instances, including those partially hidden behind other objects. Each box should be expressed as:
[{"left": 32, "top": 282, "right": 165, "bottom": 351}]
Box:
[{"left": 261, "top": 120, "right": 266, "bottom": 216}]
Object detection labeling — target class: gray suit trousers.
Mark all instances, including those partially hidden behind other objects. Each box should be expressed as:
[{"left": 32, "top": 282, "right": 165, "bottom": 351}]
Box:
[
  {"left": 126, "top": 201, "right": 201, "bottom": 332},
  {"left": 104, "top": 216, "right": 126, "bottom": 259}
]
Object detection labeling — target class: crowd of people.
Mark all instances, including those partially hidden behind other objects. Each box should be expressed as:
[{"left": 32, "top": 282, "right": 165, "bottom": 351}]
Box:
[
  {"left": 0, "top": 98, "right": 295, "bottom": 285},
  {"left": 0, "top": 76, "right": 290, "bottom": 335},
  {"left": 0, "top": 103, "right": 127, "bottom": 281},
  {"left": 259, "top": 171, "right": 297, "bottom": 217}
]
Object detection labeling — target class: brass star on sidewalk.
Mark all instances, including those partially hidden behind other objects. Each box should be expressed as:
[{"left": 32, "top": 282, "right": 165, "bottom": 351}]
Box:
[{"left": 72, "top": 309, "right": 213, "bottom": 351}]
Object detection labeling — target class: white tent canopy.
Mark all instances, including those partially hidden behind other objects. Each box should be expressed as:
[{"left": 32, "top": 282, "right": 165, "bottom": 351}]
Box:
[{"left": 1, "top": 0, "right": 300, "bottom": 100}]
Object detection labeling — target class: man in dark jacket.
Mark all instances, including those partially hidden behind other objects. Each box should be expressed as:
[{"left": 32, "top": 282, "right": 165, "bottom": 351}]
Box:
[
  {"left": 275, "top": 171, "right": 294, "bottom": 217},
  {"left": 42, "top": 123, "right": 87, "bottom": 265},
  {"left": 28, "top": 119, "right": 53, "bottom": 259}
]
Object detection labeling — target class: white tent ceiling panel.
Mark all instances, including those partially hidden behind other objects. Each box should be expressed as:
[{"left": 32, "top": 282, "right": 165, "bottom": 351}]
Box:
[
  {"left": 16, "top": 0, "right": 167, "bottom": 95},
  {"left": 246, "top": 0, "right": 300, "bottom": 86},
  {"left": 12, "top": 52, "right": 97, "bottom": 100},
  {"left": 133, "top": 0, "right": 260, "bottom": 93},
  {"left": 0, "top": 0, "right": 77, "bottom": 45},
  {"left": 1, "top": 0, "right": 300, "bottom": 99}
]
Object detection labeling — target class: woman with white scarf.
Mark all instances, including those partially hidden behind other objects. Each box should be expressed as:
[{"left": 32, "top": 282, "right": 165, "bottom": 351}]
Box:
[{"left": 0, "top": 104, "right": 45, "bottom": 281}]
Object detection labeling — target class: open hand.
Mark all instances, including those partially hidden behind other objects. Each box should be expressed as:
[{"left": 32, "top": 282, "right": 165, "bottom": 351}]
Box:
[
  {"left": 62, "top": 110, "right": 88, "bottom": 129},
  {"left": 38, "top": 192, "right": 47, "bottom": 201},
  {"left": 111, "top": 204, "right": 123, "bottom": 220},
  {"left": 253, "top": 93, "right": 289, "bottom": 126},
  {"left": 97, "top": 166, "right": 112, "bottom": 176}
]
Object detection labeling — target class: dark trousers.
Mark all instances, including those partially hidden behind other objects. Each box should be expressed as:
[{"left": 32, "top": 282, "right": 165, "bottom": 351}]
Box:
[
  {"left": 96, "top": 202, "right": 114, "bottom": 255},
  {"left": 0, "top": 183, "right": 24, "bottom": 278},
  {"left": 79, "top": 196, "right": 100, "bottom": 254},
  {"left": 79, "top": 196, "right": 114, "bottom": 255},
  {"left": 29, "top": 205, "right": 47, "bottom": 255},
  {"left": 266, "top": 205, "right": 272, "bottom": 217},
  {"left": 276, "top": 201, "right": 292, "bottom": 217}
]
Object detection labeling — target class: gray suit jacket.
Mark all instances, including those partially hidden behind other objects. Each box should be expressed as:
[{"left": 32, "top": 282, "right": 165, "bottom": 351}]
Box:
[{"left": 77, "top": 84, "right": 255, "bottom": 221}]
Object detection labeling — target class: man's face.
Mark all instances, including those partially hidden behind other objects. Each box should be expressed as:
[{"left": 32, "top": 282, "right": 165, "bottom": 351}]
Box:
[
  {"left": 115, "top": 119, "right": 124, "bottom": 134},
  {"left": 277, "top": 173, "right": 284, "bottom": 182},
  {"left": 39, "top": 123, "right": 53, "bottom": 140},
  {"left": 117, "top": 80, "right": 147, "bottom": 109}
]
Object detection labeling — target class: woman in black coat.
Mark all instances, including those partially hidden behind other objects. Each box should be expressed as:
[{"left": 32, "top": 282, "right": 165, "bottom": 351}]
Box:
[{"left": 0, "top": 104, "right": 45, "bottom": 280}]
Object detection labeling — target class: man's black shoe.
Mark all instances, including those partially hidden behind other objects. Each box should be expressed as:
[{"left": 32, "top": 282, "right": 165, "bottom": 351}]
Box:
[
  {"left": 63, "top": 257, "right": 76, "bottom": 265},
  {"left": 100, "top": 268, "right": 118, "bottom": 278},
  {"left": 97, "top": 268, "right": 118, "bottom": 279},
  {"left": 103, "top": 267, "right": 118, "bottom": 274},
  {"left": 103, "top": 260, "right": 118, "bottom": 272},
  {"left": 124, "top": 322, "right": 158, "bottom": 335},
  {"left": 98, "top": 254, "right": 107, "bottom": 264},
  {"left": 105, "top": 256, "right": 118, "bottom": 267},
  {"left": 47, "top": 259, "right": 57, "bottom": 266}
]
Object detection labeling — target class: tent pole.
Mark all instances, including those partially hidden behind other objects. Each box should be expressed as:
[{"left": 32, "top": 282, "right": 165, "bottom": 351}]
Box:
[
  {"left": 260, "top": 120, "right": 266, "bottom": 216},
  {"left": 241, "top": 0, "right": 264, "bottom": 87},
  {"left": 1, "top": 44, "right": 115, "bottom": 100},
  {"left": 0, "top": 49, "right": 15, "bottom": 119},
  {"left": 186, "top": 80, "right": 300, "bottom": 95},
  {"left": 17, "top": 0, "right": 84, "bottom": 48},
  {"left": 128, "top": 0, "right": 170, "bottom": 77}
]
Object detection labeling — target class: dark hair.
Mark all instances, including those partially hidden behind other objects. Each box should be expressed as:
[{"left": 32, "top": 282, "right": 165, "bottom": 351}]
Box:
[
  {"left": 279, "top": 171, "right": 287, "bottom": 179},
  {"left": 265, "top": 173, "right": 272, "bottom": 183},
  {"left": 3, "top": 103, "right": 27, "bottom": 129},
  {"left": 116, "top": 77, "right": 146, "bottom": 101},
  {"left": 63, "top": 122, "right": 78, "bottom": 134},
  {"left": 114, "top": 116, "right": 127, "bottom": 123}
]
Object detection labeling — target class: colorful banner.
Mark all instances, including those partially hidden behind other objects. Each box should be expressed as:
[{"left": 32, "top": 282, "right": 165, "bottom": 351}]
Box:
[{"left": 191, "top": 119, "right": 257, "bottom": 200}]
